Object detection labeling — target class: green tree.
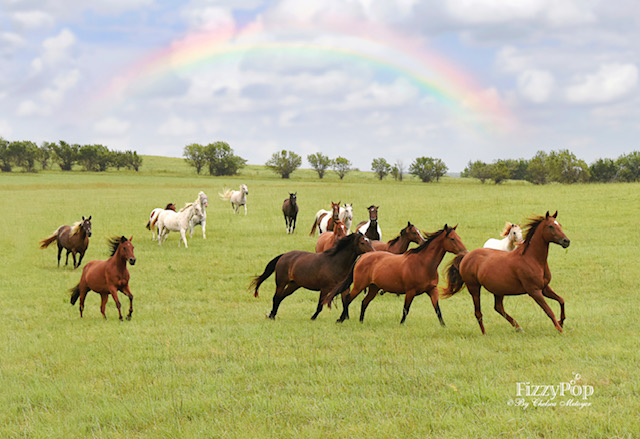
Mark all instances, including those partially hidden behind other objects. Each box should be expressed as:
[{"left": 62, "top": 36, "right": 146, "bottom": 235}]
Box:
[
  {"left": 616, "top": 151, "right": 640, "bottom": 182},
  {"left": 124, "top": 150, "right": 142, "bottom": 171},
  {"left": 409, "top": 157, "right": 448, "bottom": 182},
  {"left": 463, "top": 160, "right": 491, "bottom": 183},
  {"left": 371, "top": 158, "right": 391, "bottom": 180},
  {"left": 78, "top": 144, "right": 112, "bottom": 171},
  {"left": 11, "top": 140, "right": 39, "bottom": 172},
  {"left": 391, "top": 160, "right": 404, "bottom": 181},
  {"left": 589, "top": 158, "right": 619, "bottom": 183},
  {"left": 37, "top": 142, "right": 54, "bottom": 170},
  {"left": 204, "top": 141, "right": 246, "bottom": 176},
  {"left": 183, "top": 143, "right": 206, "bottom": 174},
  {"left": 52, "top": 141, "right": 79, "bottom": 171},
  {"left": 266, "top": 150, "right": 302, "bottom": 179},
  {"left": 0, "top": 137, "right": 13, "bottom": 172},
  {"left": 526, "top": 151, "right": 549, "bottom": 185},
  {"left": 489, "top": 161, "right": 510, "bottom": 184},
  {"left": 332, "top": 156, "right": 352, "bottom": 180},
  {"left": 547, "top": 149, "right": 590, "bottom": 183},
  {"left": 307, "top": 152, "right": 331, "bottom": 179}
]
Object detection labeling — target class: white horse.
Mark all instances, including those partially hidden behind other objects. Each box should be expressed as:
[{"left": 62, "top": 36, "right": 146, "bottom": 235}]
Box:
[
  {"left": 219, "top": 184, "right": 248, "bottom": 215},
  {"left": 156, "top": 202, "right": 202, "bottom": 248},
  {"left": 146, "top": 203, "right": 176, "bottom": 240},
  {"left": 339, "top": 203, "right": 354, "bottom": 232},
  {"left": 188, "top": 191, "right": 209, "bottom": 239},
  {"left": 483, "top": 222, "right": 524, "bottom": 251}
]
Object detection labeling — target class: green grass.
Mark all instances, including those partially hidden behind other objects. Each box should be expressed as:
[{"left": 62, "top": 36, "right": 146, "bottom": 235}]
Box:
[{"left": 0, "top": 157, "right": 638, "bottom": 438}]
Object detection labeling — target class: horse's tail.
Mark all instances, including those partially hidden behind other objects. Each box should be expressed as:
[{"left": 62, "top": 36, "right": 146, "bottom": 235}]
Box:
[
  {"left": 309, "top": 217, "right": 318, "bottom": 236},
  {"left": 145, "top": 219, "right": 151, "bottom": 230},
  {"left": 249, "top": 254, "right": 283, "bottom": 297},
  {"left": 323, "top": 261, "right": 356, "bottom": 308},
  {"left": 441, "top": 253, "right": 467, "bottom": 298},
  {"left": 219, "top": 189, "right": 232, "bottom": 201},
  {"left": 70, "top": 284, "right": 80, "bottom": 305},
  {"left": 39, "top": 228, "right": 61, "bottom": 249}
]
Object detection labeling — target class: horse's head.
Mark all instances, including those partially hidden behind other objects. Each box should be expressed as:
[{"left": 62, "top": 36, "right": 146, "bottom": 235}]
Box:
[
  {"left": 199, "top": 191, "right": 209, "bottom": 208},
  {"left": 342, "top": 203, "right": 353, "bottom": 220},
  {"left": 367, "top": 205, "right": 379, "bottom": 221},
  {"left": 353, "top": 232, "right": 376, "bottom": 255},
  {"left": 541, "top": 211, "right": 570, "bottom": 248},
  {"left": 120, "top": 236, "right": 136, "bottom": 265},
  {"left": 81, "top": 216, "right": 92, "bottom": 237},
  {"left": 241, "top": 184, "right": 248, "bottom": 195},
  {"left": 289, "top": 192, "right": 297, "bottom": 205},
  {"left": 404, "top": 221, "right": 425, "bottom": 245},
  {"left": 508, "top": 223, "right": 524, "bottom": 246},
  {"left": 332, "top": 219, "right": 347, "bottom": 237},
  {"left": 442, "top": 224, "right": 467, "bottom": 255},
  {"left": 330, "top": 201, "right": 340, "bottom": 220}
]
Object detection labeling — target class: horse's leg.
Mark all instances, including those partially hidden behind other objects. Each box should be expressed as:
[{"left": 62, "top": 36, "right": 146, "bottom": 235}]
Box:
[
  {"left": 76, "top": 251, "right": 85, "bottom": 268},
  {"left": 71, "top": 250, "right": 78, "bottom": 269},
  {"left": 122, "top": 284, "right": 134, "bottom": 320},
  {"left": 542, "top": 285, "right": 565, "bottom": 327},
  {"left": 268, "top": 282, "right": 299, "bottom": 319},
  {"left": 311, "top": 290, "right": 328, "bottom": 320},
  {"left": 180, "top": 228, "right": 188, "bottom": 248},
  {"left": 292, "top": 215, "right": 296, "bottom": 233},
  {"left": 400, "top": 291, "right": 418, "bottom": 324},
  {"left": 99, "top": 293, "right": 109, "bottom": 319},
  {"left": 528, "top": 289, "right": 563, "bottom": 333},
  {"left": 493, "top": 295, "right": 522, "bottom": 331},
  {"left": 337, "top": 289, "right": 353, "bottom": 323},
  {"left": 78, "top": 284, "right": 90, "bottom": 318},
  {"left": 56, "top": 242, "right": 62, "bottom": 267},
  {"left": 109, "top": 287, "right": 124, "bottom": 321},
  {"left": 468, "top": 283, "right": 486, "bottom": 334},
  {"left": 360, "top": 285, "right": 380, "bottom": 322},
  {"left": 65, "top": 249, "right": 71, "bottom": 266},
  {"left": 244, "top": 203, "right": 247, "bottom": 215},
  {"left": 427, "top": 286, "right": 446, "bottom": 327},
  {"left": 201, "top": 218, "right": 206, "bottom": 239}
]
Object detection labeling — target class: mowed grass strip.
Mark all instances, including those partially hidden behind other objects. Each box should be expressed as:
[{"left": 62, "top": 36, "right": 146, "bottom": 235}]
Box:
[{"left": 0, "top": 159, "right": 638, "bottom": 438}]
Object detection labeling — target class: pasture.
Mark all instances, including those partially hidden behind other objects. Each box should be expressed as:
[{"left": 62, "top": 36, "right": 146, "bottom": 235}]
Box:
[{"left": 1, "top": 158, "right": 638, "bottom": 438}]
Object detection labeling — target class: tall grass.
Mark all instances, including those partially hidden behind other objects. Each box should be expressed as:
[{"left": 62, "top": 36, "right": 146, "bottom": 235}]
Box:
[{"left": 0, "top": 158, "right": 638, "bottom": 438}]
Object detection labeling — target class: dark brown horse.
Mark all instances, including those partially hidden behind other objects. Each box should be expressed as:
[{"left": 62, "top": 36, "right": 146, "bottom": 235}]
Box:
[
  {"left": 309, "top": 201, "right": 341, "bottom": 235},
  {"left": 251, "top": 232, "right": 375, "bottom": 320},
  {"left": 40, "top": 216, "right": 92, "bottom": 268},
  {"left": 70, "top": 236, "right": 136, "bottom": 320},
  {"left": 325, "top": 225, "right": 466, "bottom": 325},
  {"left": 355, "top": 205, "right": 381, "bottom": 240},
  {"left": 282, "top": 192, "right": 299, "bottom": 234},
  {"left": 371, "top": 222, "right": 424, "bottom": 252},
  {"left": 443, "top": 211, "right": 570, "bottom": 334},
  {"left": 315, "top": 219, "right": 348, "bottom": 252}
]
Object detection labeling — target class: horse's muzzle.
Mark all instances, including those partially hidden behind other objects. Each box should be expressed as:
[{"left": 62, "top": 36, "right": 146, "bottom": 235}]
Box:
[
  {"left": 559, "top": 238, "right": 570, "bottom": 248},
  {"left": 129, "top": 258, "right": 137, "bottom": 265}
]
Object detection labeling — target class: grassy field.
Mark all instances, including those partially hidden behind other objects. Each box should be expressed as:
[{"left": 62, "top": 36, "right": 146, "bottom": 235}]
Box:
[{"left": 1, "top": 157, "right": 638, "bottom": 438}]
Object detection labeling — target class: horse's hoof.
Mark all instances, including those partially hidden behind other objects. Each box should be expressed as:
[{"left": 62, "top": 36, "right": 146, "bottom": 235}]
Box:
[
  {"left": 515, "top": 327, "right": 524, "bottom": 332},
  {"left": 126, "top": 315, "right": 132, "bottom": 321}
]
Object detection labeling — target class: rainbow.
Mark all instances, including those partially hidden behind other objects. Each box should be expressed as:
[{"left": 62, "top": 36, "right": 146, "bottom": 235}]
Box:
[{"left": 96, "top": 20, "right": 515, "bottom": 133}]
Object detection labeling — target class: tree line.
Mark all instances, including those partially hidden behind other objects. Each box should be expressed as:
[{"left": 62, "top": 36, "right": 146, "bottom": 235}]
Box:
[{"left": 0, "top": 138, "right": 142, "bottom": 173}]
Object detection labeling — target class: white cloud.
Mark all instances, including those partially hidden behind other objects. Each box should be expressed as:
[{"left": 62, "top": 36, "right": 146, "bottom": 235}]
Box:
[
  {"left": 565, "top": 63, "right": 638, "bottom": 104},
  {"left": 518, "top": 69, "right": 555, "bottom": 103},
  {"left": 181, "top": 6, "right": 236, "bottom": 31},
  {"left": 17, "top": 100, "right": 45, "bottom": 117},
  {"left": 12, "top": 10, "right": 55, "bottom": 30},
  {"left": 158, "top": 115, "right": 198, "bottom": 137},
  {"left": 94, "top": 117, "right": 131, "bottom": 135},
  {"left": 0, "top": 32, "right": 26, "bottom": 52},
  {"left": 495, "top": 46, "right": 531, "bottom": 73},
  {"left": 41, "top": 28, "right": 76, "bottom": 65},
  {"left": 40, "top": 70, "right": 80, "bottom": 106},
  {"left": 0, "top": 120, "right": 13, "bottom": 137}
]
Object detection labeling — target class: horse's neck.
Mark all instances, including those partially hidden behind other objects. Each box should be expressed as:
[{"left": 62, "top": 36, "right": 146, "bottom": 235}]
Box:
[
  {"left": 524, "top": 230, "right": 550, "bottom": 265},
  {"left": 388, "top": 235, "right": 410, "bottom": 253},
  {"left": 110, "top": 251, "right": 128, "bottom": 272},
  {"left": 410, "top": 237, "right": 447, "bottom": 272}
]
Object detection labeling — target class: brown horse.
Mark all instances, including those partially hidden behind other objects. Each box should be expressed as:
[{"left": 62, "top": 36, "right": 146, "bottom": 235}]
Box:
[
  {"left": 282, "top": 192, "right": 299, "bottom": 234},
  {"left": 40, "top": 216, "right": 92, "bottom": 268},
  {"left": 309, "top": 201, "right": 341, "bottom": 235},
  {"left": 325, "top": 225, "right": 466, "bottom": 325},
  {"left": 315, "top": 219, "right": 348, "bottom": 252},
  {"left": 355, "top": 205, "right": 381, "bottom": 240},
  {"left": 70, "top": 236, "right": 136, "bottom": 320},
  {"left": 371, "top": 222, "right": 424, "bottom": 252},
  {"left": 251, "top": 232, "right": 375, "bottom": 320},
  {"left": 443, "top": 211, "right": 570, "bottom": 334}
]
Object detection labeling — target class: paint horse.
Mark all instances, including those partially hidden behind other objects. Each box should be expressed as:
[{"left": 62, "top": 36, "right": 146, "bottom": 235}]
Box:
[
  {"left": 282, "top": 192, "right": 299, "bottom": 234},
  {"left": 220, "top": 184, "right": 249, "bottom": 215},
  {"left": 309, "top": 201, "right": 341, "bottom": 235},
  {"left": 355, "top": 205, "right": 382, "bottom": 241},
  {"left": 146, "top": 203, "right": 176, "bottom": 240},
  {"left": 40, "top": 216, "right": 92, "bottom": 268},
  {"left": 483, "top": 222, "right": 524, "bottom": 251}
]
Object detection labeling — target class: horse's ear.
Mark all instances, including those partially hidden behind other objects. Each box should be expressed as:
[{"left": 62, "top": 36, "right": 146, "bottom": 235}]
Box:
[
  {"left": 82, "top": 216, "right": 85, "bottom": 220},
  {"left": 129, "top": 236, "right": 133, "bottom": 242},
  {"left": 553, "top": 211, "right": 558, "bottom": 218},
  {"left": 120, "top": 236, "right": 127, "bottom": 243},
  {"left": 545, "top": 211, "right": 550, "bottom": 218},
  {"left": 407, "top": 221, "right": 411, "bottom": 227},
  {"left": 453, "top": 224, "right": 458, "bottom": 230},
  {"left": 88, "top": 216, "right": 91, "bottom": 220}
]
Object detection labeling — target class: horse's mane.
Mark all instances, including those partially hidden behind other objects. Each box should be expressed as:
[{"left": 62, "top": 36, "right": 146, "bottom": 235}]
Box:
[
  {"left": 70, "top": 221, "right": 82, "bottom": 236},
  {"left": 179, "top": 202, "right": 194, "bottom": 212},
  {"left": 500, "top": 222, "right": 513, "bottom": 237},
  {"left": 406, "top": 227, "right": 447, "bottom": 254},
  {"left": 521, "top": 216, "right": 545, "bottom": 253},
  {"left": 107, "top": 236, "right": 126, "bottom": 257},
  {"left": 324, "top": 233, "right": 359, "bottom": 256}
]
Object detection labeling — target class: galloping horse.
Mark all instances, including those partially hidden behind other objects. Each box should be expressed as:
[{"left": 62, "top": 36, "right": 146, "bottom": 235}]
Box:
[
  {"left": 325, "top": 225, "right": 466, "bottom": 325},
  {"left": 40, "top": 216, "right": 92, "bottom": 268},
  {"left": 282, "top": 192, "right": 299, "bottom": 234},
  {"left": 188, "top": 191, "right": 209, "bottom": 239},
  {"left": 315, "top": 219, "right": 348, "bottom": 252},
  {"left": 155, "top": 202, "right": 202, "bottom": 248},
  {"left": 220, "top": 184, "right": 249, "bottom": 215},
  {"left": 250, "top": 233, "right": 375, "bottom": 320},
  {"left": 443, "top": 211, "right": 570, "bottom": 334},
  {"left": 371, "top": 222, "right": 424, "bottom": 253},
  {"left": 483, "top": 222, "right": 524, "bottom": 251},
  {"left": 355, "top": 205, "right": 382, "bottom": 240},
  {"left": 309, "top": 201, "right": 341, "bottom": 235},
  {"left": 146, "top": 203, "right": 176, "bottom": 240},
  {"left": 70, "top": 236, "right": 136, "bottom": 320},
  {"left": 339, "top": 203, "right": 354, "bottom": 232}
]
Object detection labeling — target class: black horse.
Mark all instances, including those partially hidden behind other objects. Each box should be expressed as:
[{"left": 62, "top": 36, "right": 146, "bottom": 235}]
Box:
[{"left": 282, "top": 192, "right": 299, "bottom": 234}]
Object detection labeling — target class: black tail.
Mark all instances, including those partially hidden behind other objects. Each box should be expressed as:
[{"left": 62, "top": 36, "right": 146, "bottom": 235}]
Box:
[
  {"left": 323, "top": 261, "right": 356, "bottom": 307},
  {"left": 442, "top": 253, "right": 467, "bottom": 298},
  {"left": 249, "top": 254, "right": 283, "bottom": 297},
  {"left": 70, "top": 284, "right": 80, "bottom": 305},
  {"left": 145, "top": 220, "right": 151, "bottom": 230}
]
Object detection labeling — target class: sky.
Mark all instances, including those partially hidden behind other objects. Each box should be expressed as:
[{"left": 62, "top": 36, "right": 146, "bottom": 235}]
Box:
[{"left": 1, "top": 0, "right": 639, "bottom": 172}]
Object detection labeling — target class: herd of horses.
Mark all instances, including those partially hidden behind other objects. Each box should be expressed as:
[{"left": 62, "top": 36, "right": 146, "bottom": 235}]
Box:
[{"left": 39, "top": 184, "right": 571, "bottom": 334}]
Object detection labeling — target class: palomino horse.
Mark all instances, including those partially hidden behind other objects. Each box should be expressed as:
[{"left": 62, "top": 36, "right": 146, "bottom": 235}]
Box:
[
  {"left": 325, "top": 225, "right": 466, "bottom": 325},
  {"left": 315, "top": 219, "right": 348, "bottom": 252},
  {"left": 188, "top": 191, "right": 209, "bottom": 239},
  {"left": 220, "top": 184, "right": 249, "bottom": 215},
  {"left": 483, "top": 222, "right": 524, "bottom": 251},
  {"left": 155, "top": 202, "right": 202, "bottom": 248},
  {"left": 309, "top": 201, "right": 341, "bottom": 235},
  {"left": 282, "top": 192, "right": 299, "bottom": 234},
  {"left": 443, "top": 212, "right": 570, "bottom": 334},
  {"left": 70, "top": 236, "right": 136, "bottom": 320},
  {"left": 146, "top": 203, "right": 176, "bottom": 240},
  {"left": 339, "top": 203, "right": 354, "bottom": 232},
  {"left": 355, "top": 205, "right": 382, "bottom": 240},
  {"left": 371, "top": 222, "right": 424, "bottom": 252},
  {"left": 40, "top": 216, "right": 92, "bottom": 268},
  {"left": 250, "top": 233, "right": 375, "bottom": 320}
]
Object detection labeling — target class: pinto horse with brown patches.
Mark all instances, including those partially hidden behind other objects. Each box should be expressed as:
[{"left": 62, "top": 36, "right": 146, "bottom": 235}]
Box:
[
  {"left": 371, "top": 222, "right": 424, "bottom": 253},
  {"left": 70, "top": 236, "right": 136, "bottom": 320},
  {"left": 443, "top": 211, "right": 570, "bottom": 334},
  {"left": 355, "top": 205, "right": 381, "bottom": 241},
  {"left": 315, "top": 219, "right": 348, "bottom": 252},
  {"left": 325, "top": 225, "right": 466, "bottom": 326},
  {"left": 40, "top": 216, "right": 92, "bottom": 268},
  {"left": 309, "top": 201, "right": 340, "bottom": 235}
]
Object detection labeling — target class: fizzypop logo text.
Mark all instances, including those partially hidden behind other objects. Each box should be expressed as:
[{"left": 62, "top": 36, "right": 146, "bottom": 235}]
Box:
[{"left": 508, "top": 373, "right": 594, "bottom": 409}]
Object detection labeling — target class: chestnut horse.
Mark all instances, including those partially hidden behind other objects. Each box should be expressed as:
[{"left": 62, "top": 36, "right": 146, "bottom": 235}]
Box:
[
  {"left": 70, "top": 236, "right": 136, "bottom": 320},
  {"left": 371, "top": 222, "right": 424, "bottom": 252},
  {"left": 325, "top": 225, "right": 466, "bottom": 325},
  {"left": 309, "top": 201, "right": 341, "bottom": 235},
  {"left": 443, "top": 211, "right": 570, "bottom": 334},
  {"left": 251, "top": 233, "right": 375, "bottom": 320},
  {"left": 315, "top": 219, "right": 348, "bottom": 252},
  {"left": 282, "top": 192, "right": 299, "bottom": 234},
  {"left": 355, "top": 205, "right": 381, "bottom": 240},
  {"left": 40, "top": 216, "right": 92, "bottom": 268}
]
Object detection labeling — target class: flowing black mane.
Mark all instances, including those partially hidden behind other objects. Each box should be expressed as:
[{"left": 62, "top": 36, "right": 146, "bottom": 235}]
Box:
[
  {"left": 108, "top": 236, "right": 127, "bottom": 257},
  {"left": 325, "top": 233, "right": 359, "bottom": 256},
  {"left": 407, "top": 227, "right": 447, "bottom": 254},
  {"left": 521, "top": 216, "right": 545, "bottom": 254}
]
